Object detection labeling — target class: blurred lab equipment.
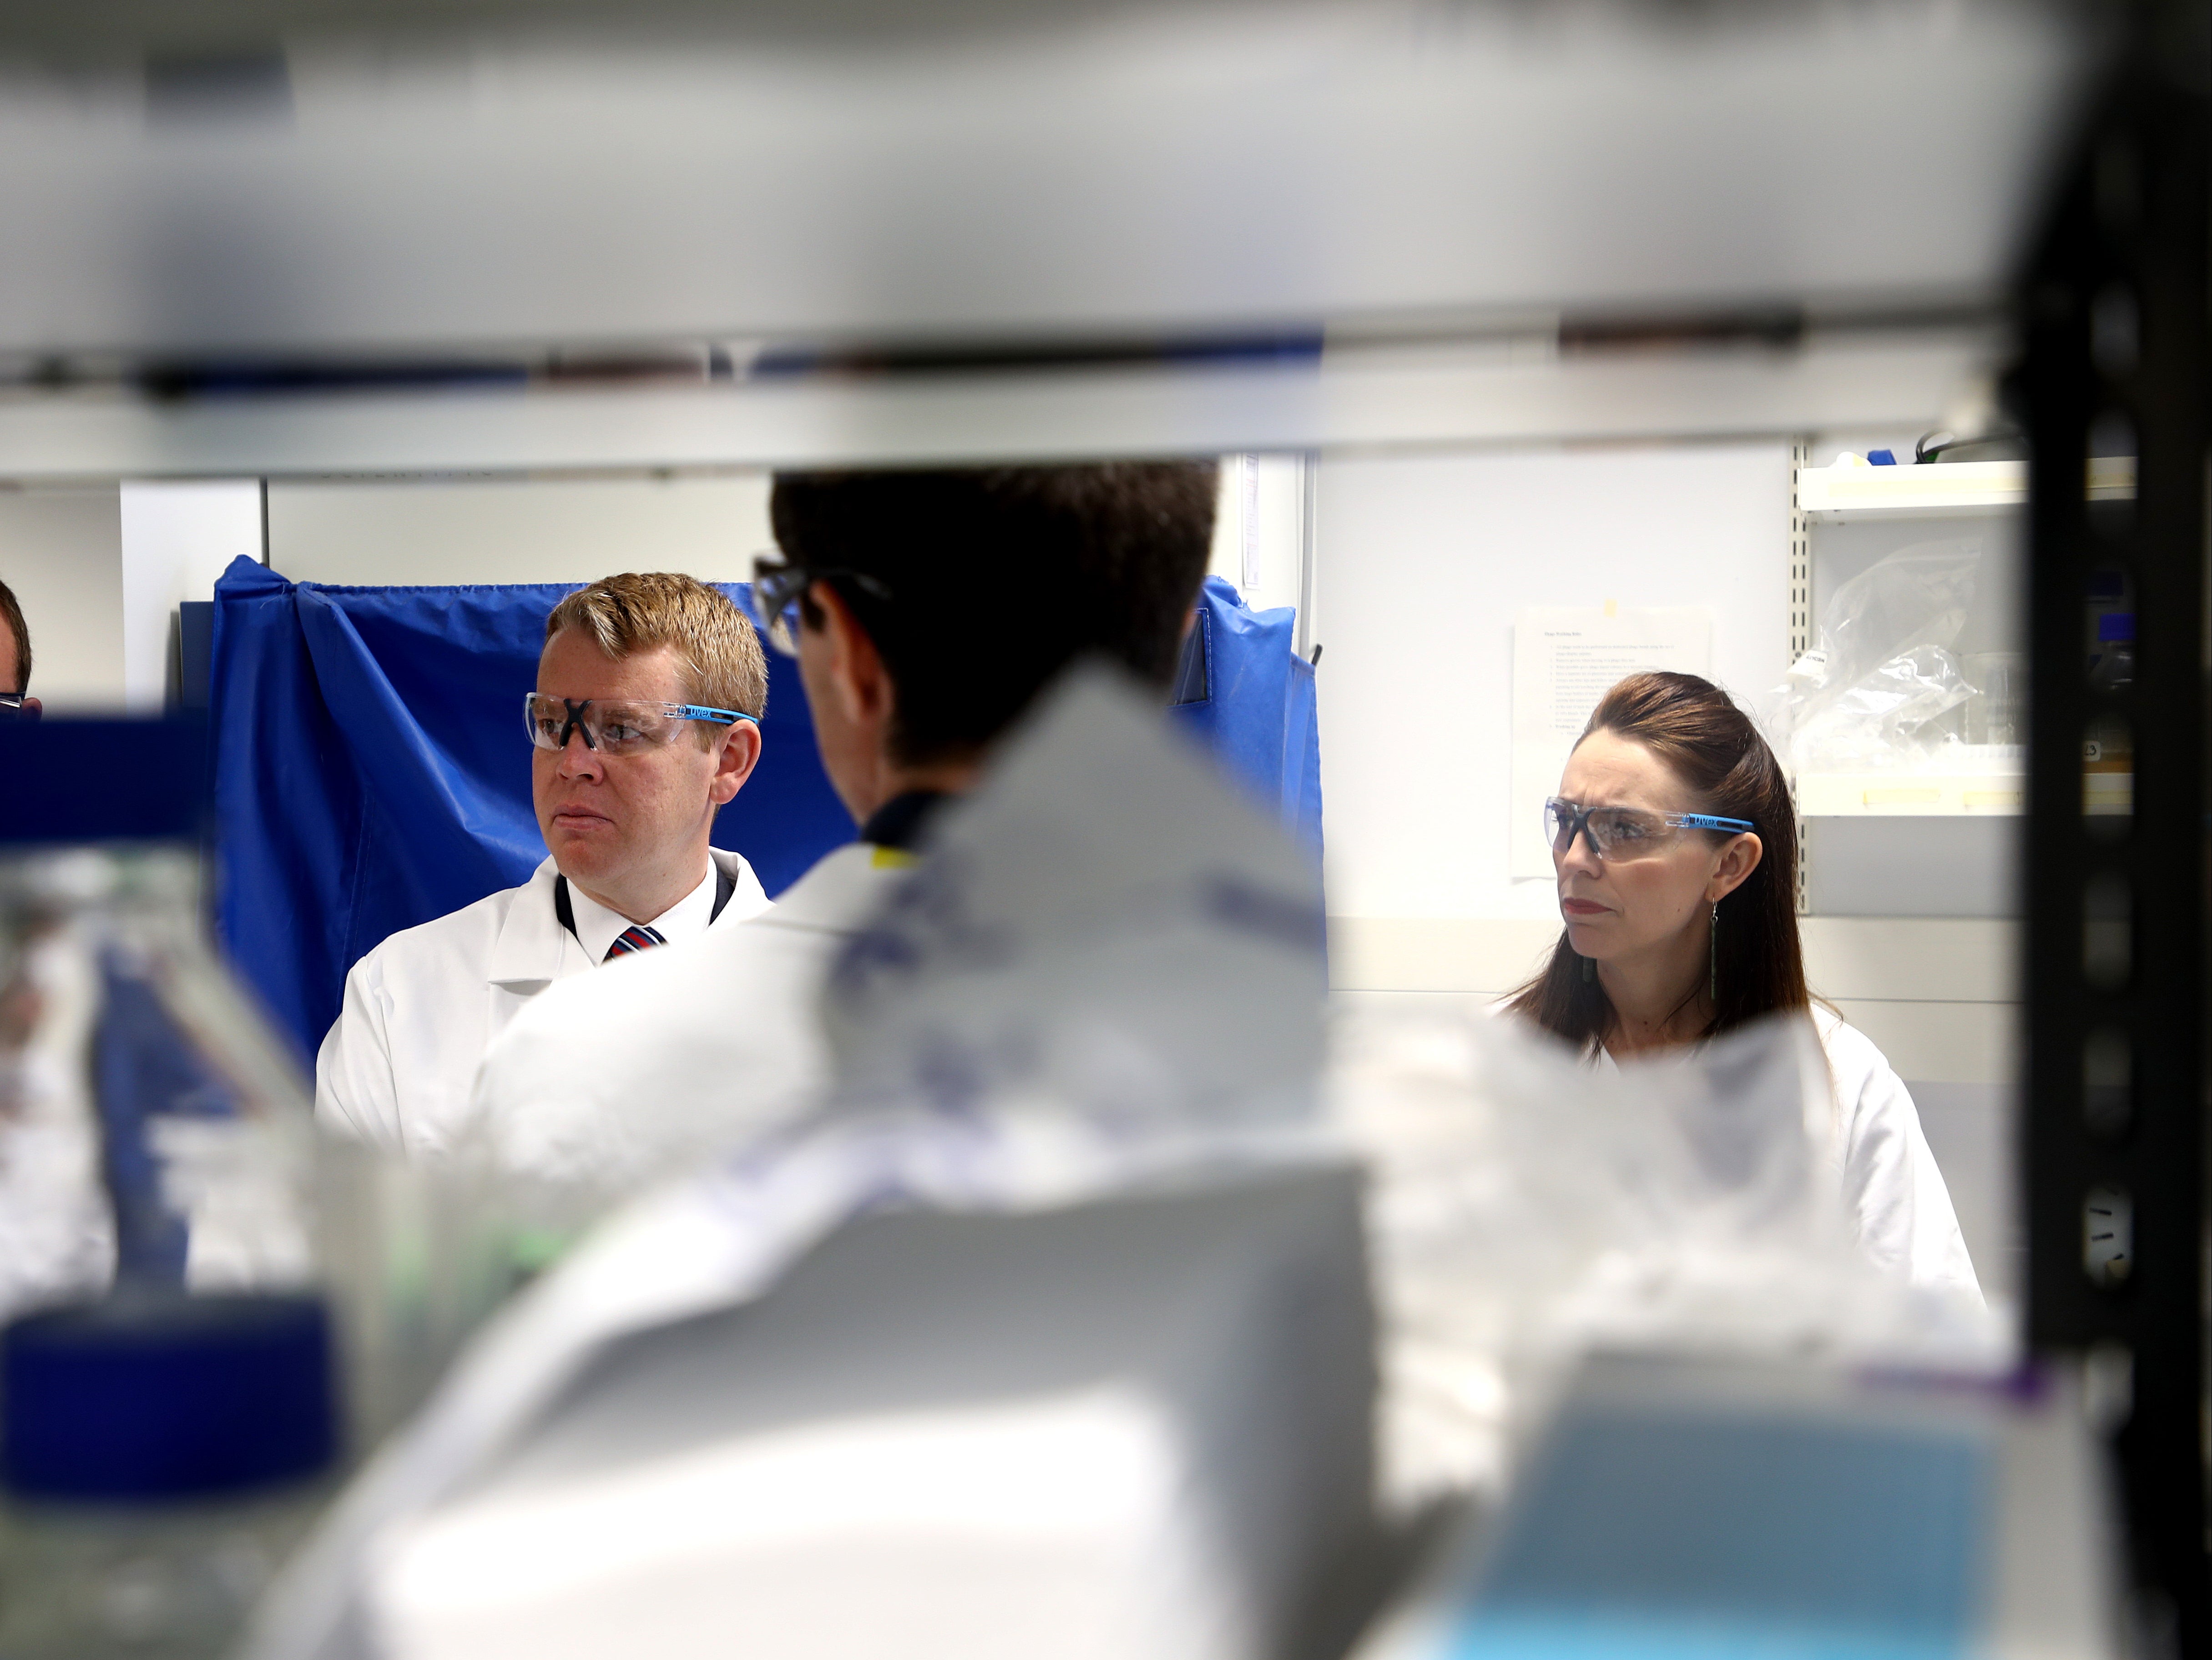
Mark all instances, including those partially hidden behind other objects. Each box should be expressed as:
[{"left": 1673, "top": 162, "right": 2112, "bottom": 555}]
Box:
[
  {"left": 0, "top": 720, "right": 336, "bottom": 1660},
  {"left": 0, "top": 1298, "right": 336, "bottom": 1660},
  {"left": 1355, "top": 1353, "right": 2121, "bottom": 1660},
  {"left": 370, "top": 1170, "right": 1373, "bottom": 1660},
  {"left": 1918, "top": 428, "right": 2030, "bottom": 464},
  {"left": 0, "top": 5, "right": 2090, "bottom": 391}
]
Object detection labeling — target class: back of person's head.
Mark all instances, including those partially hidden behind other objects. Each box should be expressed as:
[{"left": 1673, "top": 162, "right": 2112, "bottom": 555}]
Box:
[
  {"left": 0, "top": 577, "right": 29, "bottom": 694},
  {"left": 543, "top": 572, "right": 769, "bottom": 739},
  {"left": 768, "top": 461, "right": 1217, "bottom": 765},
  {"left": 1510, "top": 670, "right": 1807, "bottom": 1049}
]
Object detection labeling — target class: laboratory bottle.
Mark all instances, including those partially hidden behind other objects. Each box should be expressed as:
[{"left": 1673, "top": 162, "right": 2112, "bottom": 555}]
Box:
[{"left": 0, "top": 835, "right": 340, "bottom": 1660}]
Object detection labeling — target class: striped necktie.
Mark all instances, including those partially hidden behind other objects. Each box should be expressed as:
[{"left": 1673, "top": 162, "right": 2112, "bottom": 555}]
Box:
[{"left": 604, "top": 923, "right": 667, "bottom": 962}]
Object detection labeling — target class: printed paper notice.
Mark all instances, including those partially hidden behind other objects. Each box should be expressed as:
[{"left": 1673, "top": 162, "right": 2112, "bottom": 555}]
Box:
[{"left": 1510, "top": 607, "right": 1713, "bottom": 879}]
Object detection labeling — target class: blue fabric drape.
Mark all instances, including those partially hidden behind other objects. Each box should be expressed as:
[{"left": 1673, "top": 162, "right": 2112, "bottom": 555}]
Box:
[
  {"left": 211, "top": 560, "right": 1318, "bottom": 1063},
  {"left": 1175, "top": 577, "right": 1323, "bottom": 857}
]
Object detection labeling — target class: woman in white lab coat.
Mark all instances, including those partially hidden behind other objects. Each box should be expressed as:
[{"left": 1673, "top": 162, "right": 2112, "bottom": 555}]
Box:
[{"left": 1505, "top": 670, "right": 1980, "bottom": 1300}]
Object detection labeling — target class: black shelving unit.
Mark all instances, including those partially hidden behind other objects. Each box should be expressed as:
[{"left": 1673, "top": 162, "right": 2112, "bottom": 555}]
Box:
[{"left": 2018, "top": 8, "right": 2208, "bottom": 1650}]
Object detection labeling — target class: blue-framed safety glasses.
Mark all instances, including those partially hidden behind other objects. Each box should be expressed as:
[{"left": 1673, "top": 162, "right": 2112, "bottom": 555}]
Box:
[
  {"left": 1545, "top": 797, "right": 1755, "bottom": 861},
  {"left": 523, "top": 694, "right": 757, "bottom": 756}
]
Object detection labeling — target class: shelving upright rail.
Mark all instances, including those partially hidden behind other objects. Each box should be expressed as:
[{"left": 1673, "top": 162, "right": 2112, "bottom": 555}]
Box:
[{"left": 2019, "top": 8, "right": 2208, "bottom": 1645}]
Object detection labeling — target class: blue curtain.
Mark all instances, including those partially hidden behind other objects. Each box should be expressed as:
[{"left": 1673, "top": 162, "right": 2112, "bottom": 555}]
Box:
[
  {"left": 211, "top": 559, "right": 1319, "bottom": 1063},
  {"left": 1178, "top": 577, "right": 1323, "bottom": 857}
]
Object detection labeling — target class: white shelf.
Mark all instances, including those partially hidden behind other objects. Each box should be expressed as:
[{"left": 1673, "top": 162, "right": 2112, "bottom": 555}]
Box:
[
  {"left": 1796, "top": 458, "right": 2134, "bottom": 520},
  {"left": 1798, "top": 769, "right": 2137, "bottom": 817},
  {"left": 1796, "top": 769, "right": 2025, "bottom": 815}
]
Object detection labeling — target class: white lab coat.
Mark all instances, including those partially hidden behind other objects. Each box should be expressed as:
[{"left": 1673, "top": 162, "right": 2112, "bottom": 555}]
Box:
[
  {"left": 1805, "top": 1004, "right": 1982, "bottom": 1300},
  {"left": 314, "top": 848, "right": 769, "bottom": 1157},
  {"left": 465, "top": 841, "right": 914, "bottom": 1192},
  {"left": 1593, "top": 1003, "right": 1981, "bottom": 1301}
]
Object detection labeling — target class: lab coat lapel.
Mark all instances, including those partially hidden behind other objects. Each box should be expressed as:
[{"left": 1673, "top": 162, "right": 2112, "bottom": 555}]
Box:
[{"left": 486, "top": 858, "right": 592, "bottom": 990}]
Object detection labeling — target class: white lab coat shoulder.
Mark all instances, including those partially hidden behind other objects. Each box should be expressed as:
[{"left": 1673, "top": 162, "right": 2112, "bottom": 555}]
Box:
[
  {"left": 314, "top": 849, "right": 768, "bottom": 1158},
  {"left": 1809, "top": 1004, "right": 1981, "bottom": 1302},
  {"left": 470, "top": 842, "right": 911, "bottom": 1192}
]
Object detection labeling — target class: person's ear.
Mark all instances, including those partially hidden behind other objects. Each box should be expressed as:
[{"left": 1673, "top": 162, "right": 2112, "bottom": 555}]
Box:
[
  {"left": 810, "top": 583, "right": 893, "bottom": 731},
  {"left": 708, "top": 717, "right": 762, "bottom": 807},
  {"left": 1706, "top": 831, "right": 1763, "bottom": 903}
]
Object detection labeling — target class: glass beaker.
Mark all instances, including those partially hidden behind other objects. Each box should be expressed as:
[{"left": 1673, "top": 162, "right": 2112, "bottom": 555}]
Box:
[{"left": 1963, "top": 651, "right": 2026, "bottom": 747}]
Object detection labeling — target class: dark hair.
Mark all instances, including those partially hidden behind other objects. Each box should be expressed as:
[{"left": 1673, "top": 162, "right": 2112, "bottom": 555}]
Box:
[
  {"left": 0, "top": 577, "right": 28, "bottom": 693},
  {"left": 1505, "top": 671, "right": 1807, "bottom": 1052},
  {"left": 769, "top": 462, "right": 1217, "bottom": 766}
]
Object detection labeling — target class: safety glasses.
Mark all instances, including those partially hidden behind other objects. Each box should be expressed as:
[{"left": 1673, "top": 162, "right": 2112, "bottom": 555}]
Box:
[
  {"left": 749, "top": 556, "right": 894, "bottom": 657},
  {"left": 523, "top": 694, "right": 756, "bottom": 757},
  {"left": 1545, "top": 797, "right": 1754, "bottom": 862},
  {"left": 0, "top": 695, "right": 32, "bottom": 720}
]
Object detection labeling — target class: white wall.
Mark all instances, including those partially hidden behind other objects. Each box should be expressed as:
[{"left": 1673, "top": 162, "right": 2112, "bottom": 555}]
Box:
[
  {"left": 119, "top": 481, "right": 265, "bottom": 711},
  {"left": 0, "top": 472, "right": 779, "bottom": 709},
  {"left": 275, "top": 465, "right": 1302, "bottom": 599},
  {"left": 1313, "top": 441, "right": 1793, "bottom": 925},
  {"left": 0, "top": 487, "right": 126, "bottom": 712},
  {"left": 267, "top": 474, "right": 774, "bottom": 586}
]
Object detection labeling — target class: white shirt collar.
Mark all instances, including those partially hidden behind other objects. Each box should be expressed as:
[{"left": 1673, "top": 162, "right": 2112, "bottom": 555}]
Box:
[{"left": 563, "top": 862, "right": 719, "bottom": 964}]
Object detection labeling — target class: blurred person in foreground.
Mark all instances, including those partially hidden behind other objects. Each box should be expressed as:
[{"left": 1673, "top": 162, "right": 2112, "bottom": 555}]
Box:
[
  {"left": 0, "top": 576, "right": 39, "bottom": 719},
  {"left": 467, "top": 462, "right": 1218, "bottom": 1191},
  {"left": 1506, "top": 670, "right": 1980, "bottom": 1299},
  {"left": 317, "top": 573, "right": 770, "bottom": 1155}
]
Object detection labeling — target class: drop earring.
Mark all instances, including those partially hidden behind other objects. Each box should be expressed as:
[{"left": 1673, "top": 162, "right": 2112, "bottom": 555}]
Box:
[
  {"left": 1581, "top": 952, "right": 1594, "bottom": 984},
  {"left": 1708, "top": 902, "right": 1719, "bottom": 1006}
]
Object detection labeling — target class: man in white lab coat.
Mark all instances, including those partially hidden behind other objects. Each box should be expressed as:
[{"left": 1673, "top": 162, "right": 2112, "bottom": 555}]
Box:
[
  {"left": 467, "top": 463, "right": 1221, "bottom": 1195},
  {"left": 316, "top": 572, "right": 773, "bottom": 1154}
]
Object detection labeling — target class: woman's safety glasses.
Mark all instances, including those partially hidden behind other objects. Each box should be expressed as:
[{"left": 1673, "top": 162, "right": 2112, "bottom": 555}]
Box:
[
  {"left": 1544, "top": 797, "right": 1754, "bottom": 862},
  {"left": 523, "top": 694, "right": 756, "bottom": 757},
  {"left": 748, "top": 556, "right": 894, "bottom": 657}
]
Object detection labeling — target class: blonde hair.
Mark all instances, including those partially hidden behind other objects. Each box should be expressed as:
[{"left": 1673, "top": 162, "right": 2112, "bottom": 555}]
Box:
[{"left": 543, "top": 573, "right": 768, "bottom": 739}]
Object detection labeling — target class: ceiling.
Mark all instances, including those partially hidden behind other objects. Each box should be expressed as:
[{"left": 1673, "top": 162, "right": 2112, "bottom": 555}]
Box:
[{"left": 0, "top": 0, "right": 2108, "bottom": 469}]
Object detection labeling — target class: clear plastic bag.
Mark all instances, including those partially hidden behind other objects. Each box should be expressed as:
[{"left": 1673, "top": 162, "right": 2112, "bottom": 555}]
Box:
[{"left": 1764, "top": 537, "right": 2000, "bottom": 774}]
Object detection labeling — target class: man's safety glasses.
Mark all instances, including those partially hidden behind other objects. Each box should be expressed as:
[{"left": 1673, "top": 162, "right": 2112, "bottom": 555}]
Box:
[
  {"left": 1545, "top": 797, "right": 1754, "bottom": 862},
  {"left": 523, "top": 694, "right": 757, "bottom": 756},
  {"left": 749, "top": 556, "right": 893, "bottom": 657},
  {"left": 0, "top": 695, "right": 32, "bottom": 720}
]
